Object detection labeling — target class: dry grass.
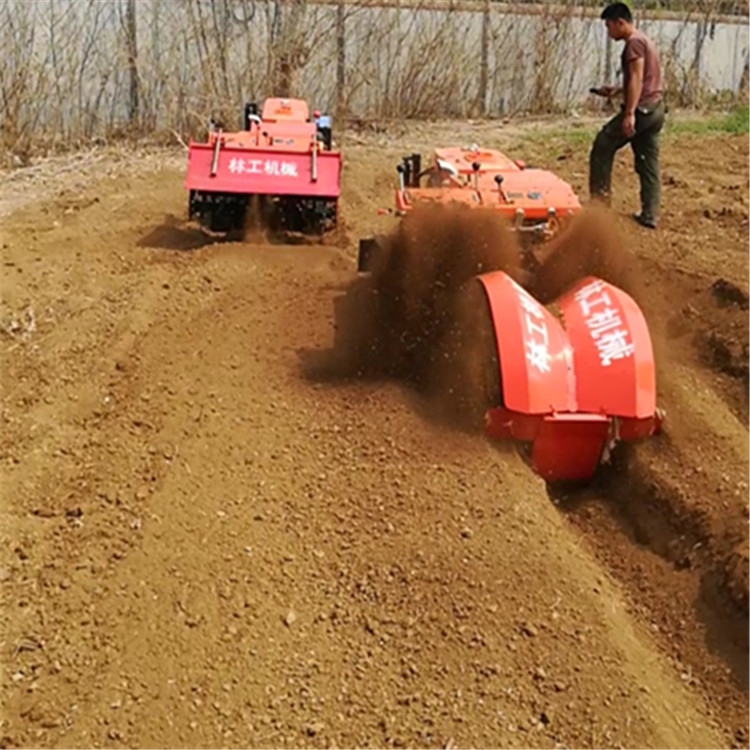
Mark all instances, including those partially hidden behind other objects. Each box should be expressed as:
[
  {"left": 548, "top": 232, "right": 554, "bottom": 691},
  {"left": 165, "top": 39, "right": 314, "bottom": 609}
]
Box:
[{"left": 0, "top": 0, "right": 746, "bottom": 161}]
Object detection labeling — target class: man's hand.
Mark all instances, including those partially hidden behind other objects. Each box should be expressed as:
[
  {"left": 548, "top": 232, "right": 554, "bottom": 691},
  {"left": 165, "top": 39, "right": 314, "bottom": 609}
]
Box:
[
  {"left": 622, "top": 112, "right": 636, "bottom": 138},
  {"left": 590, "top": 85, "right": 620, "bottom": 98}
]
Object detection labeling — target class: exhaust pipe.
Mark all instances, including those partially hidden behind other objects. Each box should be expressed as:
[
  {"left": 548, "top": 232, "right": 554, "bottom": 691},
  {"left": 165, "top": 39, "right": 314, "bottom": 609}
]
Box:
[
  {"left": 400, "top": 157, "right": 411, "bottom": 188},
  {"left": 411, "top": 153, "right": 421, "bottom": 187},
  {"left": 210, "top": 132, "right": 222, "bottom": 177},
  {"left": 316, "top": 114, "right": 333, "bottom": 151},
  {"left": 243, "top": 101, "right": 259, "bottom": 130}
]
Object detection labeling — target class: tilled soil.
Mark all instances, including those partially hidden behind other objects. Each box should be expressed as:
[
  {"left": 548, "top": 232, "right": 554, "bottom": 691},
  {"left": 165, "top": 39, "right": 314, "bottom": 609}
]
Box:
[{"left": 0, "top": 120, "right": 747, "bottom": 749}]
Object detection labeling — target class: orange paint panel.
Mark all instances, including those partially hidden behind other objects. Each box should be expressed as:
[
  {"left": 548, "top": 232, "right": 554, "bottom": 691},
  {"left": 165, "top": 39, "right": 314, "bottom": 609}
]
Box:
[
  {"left": 477, "top": 271, "right": 576, "bottom": 415},
  {"left": 556, "top": 277, "right": 658, "bottom": 419}
]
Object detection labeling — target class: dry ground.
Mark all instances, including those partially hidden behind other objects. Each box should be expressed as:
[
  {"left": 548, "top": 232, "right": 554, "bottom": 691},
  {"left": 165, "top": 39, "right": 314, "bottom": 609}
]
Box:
[{"left": 0, "top": 114, "right": 747, "bottom": 749}]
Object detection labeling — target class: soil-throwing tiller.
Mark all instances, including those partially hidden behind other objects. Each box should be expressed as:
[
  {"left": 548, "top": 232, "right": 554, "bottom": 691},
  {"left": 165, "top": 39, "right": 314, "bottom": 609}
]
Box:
[{"left": 354, "top": 144, "right": 664, "bottom": 485}]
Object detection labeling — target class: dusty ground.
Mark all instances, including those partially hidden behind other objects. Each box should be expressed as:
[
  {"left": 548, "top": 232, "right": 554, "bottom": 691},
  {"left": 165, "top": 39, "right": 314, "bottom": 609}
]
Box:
[{"left": 0, "top": 115, "right": 747, "bottom": 749}]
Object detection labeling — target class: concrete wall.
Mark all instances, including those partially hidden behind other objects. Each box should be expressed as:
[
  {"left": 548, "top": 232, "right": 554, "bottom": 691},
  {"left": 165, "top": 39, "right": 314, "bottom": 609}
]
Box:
[{"left": 2, "top": 0, "right": 747, "bottom": 135}]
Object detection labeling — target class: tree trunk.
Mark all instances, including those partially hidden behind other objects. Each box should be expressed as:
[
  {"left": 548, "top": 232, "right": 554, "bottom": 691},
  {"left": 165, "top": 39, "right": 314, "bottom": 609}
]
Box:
[
  {"left": 336, "top": 3, "right": 346, "bottom": 120},
  {"left": 739, "top": 57, "right": 749, "bottom": 98},
  {"left": 125, "top": 0, "right": 139, "bottom": 126},
  {"left": 477, "top": 0, "right": 490, "bottom": 117}
]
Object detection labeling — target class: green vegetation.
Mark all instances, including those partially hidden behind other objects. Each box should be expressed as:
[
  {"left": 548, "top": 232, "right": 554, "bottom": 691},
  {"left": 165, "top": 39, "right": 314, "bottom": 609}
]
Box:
[
  {"left": 518, "top": 123, "right": 597, "bottom": 148},
  {"left": 520, "top": 105, "right": 749, "bottom": 149},
  {"left": 551, "top": 126, "right": 597, "bottom": 145},
  {"left": 666, "top": 104, "right": 749, "bottom": 135},
  {"left": 725, "top": 104, "right": 750, "bottom": 132}
]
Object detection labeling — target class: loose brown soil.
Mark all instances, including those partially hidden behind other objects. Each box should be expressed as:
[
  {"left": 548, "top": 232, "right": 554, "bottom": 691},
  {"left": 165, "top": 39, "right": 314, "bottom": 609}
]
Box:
[{"left": 0, "top": 120, "right": 747, "bottom": 749}]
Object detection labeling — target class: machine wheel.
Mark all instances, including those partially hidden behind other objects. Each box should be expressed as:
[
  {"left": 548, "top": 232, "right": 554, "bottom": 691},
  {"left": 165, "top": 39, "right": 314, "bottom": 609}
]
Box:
[{"left": 190, "top": 191, "right": 248, "bottom": 234}]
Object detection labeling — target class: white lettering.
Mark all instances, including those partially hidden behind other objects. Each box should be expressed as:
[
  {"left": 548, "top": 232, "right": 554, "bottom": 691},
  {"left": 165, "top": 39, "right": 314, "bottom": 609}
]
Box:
[
  {"left": 594, "top": 329, "right": 635, "bottom": 366},
  {"left": 574, "top": 279, "right": 608, "bottom": 303},
  {"left": 585, "top": 307, "right": 622, "bottom": 338},
  {"left": 518, "top": 291, "right": 544, "bottom": 320},
  {"left": 228, "top": 157, "right": 244, "bottom": 174},
  {"left": 578, "top": 289, "right": 612, "bottom": 318},
  {"left": 526, "top": 338, "right": 552, "bottom": 373},
  {"left": 526, "top": 314, "right": 549, "bottom": 346},
  {"left": 280, "top": 161, "right": 298, "bottom": 177},
  {"left": 574, "top": 281, "right": 636, "bottom": 365},
  {"left": 227, "top": 158, "right": 299, "bottom": 178},
  {"left": 514, "top": 286, "right": 552, "bottom": 374}
]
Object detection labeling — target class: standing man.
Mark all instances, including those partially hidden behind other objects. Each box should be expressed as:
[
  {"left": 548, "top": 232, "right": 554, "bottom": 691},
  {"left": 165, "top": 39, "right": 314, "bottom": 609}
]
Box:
[{"left": 589, "top": 2, "right": 666, "bottom": 229}]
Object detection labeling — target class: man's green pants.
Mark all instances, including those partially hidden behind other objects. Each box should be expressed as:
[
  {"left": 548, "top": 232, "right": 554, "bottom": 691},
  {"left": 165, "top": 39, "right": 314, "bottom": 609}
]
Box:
[{"left": 589, "top": 100, "right": 666, "bottom": 224}]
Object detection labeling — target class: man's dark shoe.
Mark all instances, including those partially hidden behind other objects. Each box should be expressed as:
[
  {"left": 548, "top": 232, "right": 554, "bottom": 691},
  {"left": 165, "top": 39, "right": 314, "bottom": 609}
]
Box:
[{"left": 632, "top": 212, "right": 657, "bottom": 229}]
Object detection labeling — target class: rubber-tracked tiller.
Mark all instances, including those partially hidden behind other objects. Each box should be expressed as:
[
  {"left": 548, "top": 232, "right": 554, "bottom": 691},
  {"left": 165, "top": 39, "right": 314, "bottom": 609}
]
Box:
[{"left": 185, "top": 97, "right": 342, "bottom": 236}]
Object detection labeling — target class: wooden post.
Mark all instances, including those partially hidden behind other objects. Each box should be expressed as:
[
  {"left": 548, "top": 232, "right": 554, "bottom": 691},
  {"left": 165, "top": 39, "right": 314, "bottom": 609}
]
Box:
[
  {"left": 336, "top": 2, "right": 346, "bottom": 120},
  {"left": 478, "top": 0, "right": 490, "bottom": 117},
  {"left": 739, "top": 56, "right": 749, "bottom": 98},
  {"left": 125, "top": 0, "right": 140, "bottom": 126},
  {"left": 692, "top": 18, "right": 707, "bottom": 105}
]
